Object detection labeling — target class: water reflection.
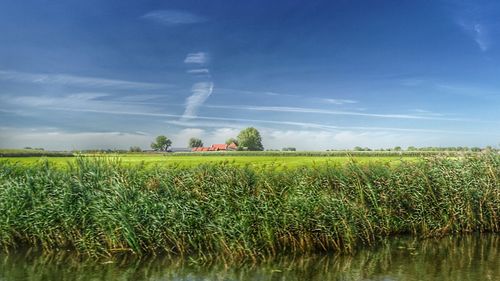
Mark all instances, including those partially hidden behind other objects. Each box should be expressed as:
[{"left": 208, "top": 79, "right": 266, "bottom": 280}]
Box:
[{"left": 0, "top": 234, "right": 498, "bottom": 281}]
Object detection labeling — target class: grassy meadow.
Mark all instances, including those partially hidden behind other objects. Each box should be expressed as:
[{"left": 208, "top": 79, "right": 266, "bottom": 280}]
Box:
[
  {"left": 3, "top": 154, "right": 416, "bottom": 169},
  {"left": 1, "top": 149, "right": 467, "bottom": 169},
  {"left": 0, "top": 152, "right": 498, "bottom": 258}
]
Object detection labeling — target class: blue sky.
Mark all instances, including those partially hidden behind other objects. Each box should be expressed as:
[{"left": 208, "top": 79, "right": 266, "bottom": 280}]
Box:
[{"left": 0, "top": 0, "right": 499, "bottom": 150}]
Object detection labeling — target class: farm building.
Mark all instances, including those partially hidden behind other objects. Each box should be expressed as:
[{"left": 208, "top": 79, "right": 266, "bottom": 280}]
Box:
[{"left": 192, "top": 142, "right": 238, "bottom": 152}]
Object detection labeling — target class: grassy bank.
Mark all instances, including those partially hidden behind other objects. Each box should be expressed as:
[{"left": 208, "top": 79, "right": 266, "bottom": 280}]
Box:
[{"left": 0, "top": 154, "right": 498, "bottom": 258}]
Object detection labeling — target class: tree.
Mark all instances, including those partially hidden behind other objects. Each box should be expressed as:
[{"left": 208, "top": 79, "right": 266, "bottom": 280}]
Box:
[
  {"left": 225, "top": 138, "right": 238, "bottom": 146},
  {"left": 151, "top": 135, "right": 172, "bottom": 151},
  {"left": 129, "top": 146, "right": 142, "bottom": 152},
  {"left": 188, "top": 137, "right": 203, "bottom": 148},
  {"left": 237, "top": 127, "right": 264, "bottom": 151}
]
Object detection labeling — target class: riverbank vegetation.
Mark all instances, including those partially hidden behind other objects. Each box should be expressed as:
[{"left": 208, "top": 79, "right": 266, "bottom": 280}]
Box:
[{"left": 0, "top": 153, "right": 498, "bottom": 258}]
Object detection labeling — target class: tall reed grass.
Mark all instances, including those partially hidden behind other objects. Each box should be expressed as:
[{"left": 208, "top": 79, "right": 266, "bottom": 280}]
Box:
[{"left": 0, "top": 154, "right": 498, "bottom": 258}]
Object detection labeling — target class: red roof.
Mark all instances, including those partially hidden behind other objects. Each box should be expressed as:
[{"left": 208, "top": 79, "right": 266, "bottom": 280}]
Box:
[
  {"left": 192, "top": 143, "right": 238, "bottom": 152},
  {"left": 211, "top": 144, "right": 228, "bottom": 151},
  {"left": 192, "top": 147, "right": 209, "bottom": 152}
]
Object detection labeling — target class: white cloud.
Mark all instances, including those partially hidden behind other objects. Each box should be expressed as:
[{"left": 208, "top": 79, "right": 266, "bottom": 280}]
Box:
[
  {"left": 0, "top": 70, "right": 168, "bottom": 90},
  {"left": 134, "top": 131, "right": 150, "bottom": 136},
  {"left": 0, "top": 92, "right": 177, "bottom": 120},
  {"left": 261, "top": 130, "right": 420, "bottom": 150},
  {"left": 458, "top": 21, "right": 491, "bottom": 51},
  {"left": 204, "top": 128, "right": 241, "bottom": 145},
  {"left": 411, "top": 109, "right": 444, "bottom": 117},
  {"left": 1, "top": 92, "right": 158, "bottom": 112},
  {"left": 472, "top": 24, "right": 489, "bottom": 51},
  {"left": 116, "top": 94, "right": 168, "bottom": 102},
  {"left": 166, "top": 119, "right": 243, "bottom": 129},
  {"left": 0, "top": 127, "right": 152, "bottom": 151},
  {"left": 23, "top": 106, "right": 488, "bottom": 136},
  {"left": 184, "top": 52, "right": 208, "bottom": 64},
  {"left": 322, "top": 98, "right": 358, "bottom": 105},
  {"left": 6, "top": 93, "right": 108, "bottom": 107},
  {"left": 205, "top": 104, "right": 466, "bottom": 121},
  {"left": 187, "top": 68, "right": 210, "bottom": 74},
  {"left": 215, "top": 88, "right": 301, "bottom": 98},
  {"left": 163, "top": 113, "right": 495, "bottom": 139},
  {"left": 171, "top": 128, "right": 240, "bottom": 147},
  {"left": 191, "top": 127, "right": 493, "bottom": 150},
  {"left": 142, "top": 10, "right": 206, "bottom": 25},
  {"left": 171, "top": 128, "right": 206, "bottom": 147},
  {"left": 449, "top": 1, "right": 497, "bottom": 52},
  {"left": 259, "top": 129, "right": 494, "bottom": 150},
  {"left": 183, "top": 52, "right": 212, "bottom": 119},
  {"left": 166, "top": 127, "right": 452, "bottom": 150},
  {"left": 182, "top": 82, "right": 214, "bottom": 119},
  {"left": 0, "top": 125, "right": 492, "bottom": 151}
]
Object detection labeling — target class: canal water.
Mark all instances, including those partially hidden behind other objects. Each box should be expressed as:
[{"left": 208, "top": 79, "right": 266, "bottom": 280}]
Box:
[{"left": 0, "top": 234, "right": 498, "bottom": 281}]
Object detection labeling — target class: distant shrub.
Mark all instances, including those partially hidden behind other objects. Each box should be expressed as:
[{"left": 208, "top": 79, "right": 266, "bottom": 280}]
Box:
[{"left": 129, "top": 146, "right": 142, "bottom": 152}]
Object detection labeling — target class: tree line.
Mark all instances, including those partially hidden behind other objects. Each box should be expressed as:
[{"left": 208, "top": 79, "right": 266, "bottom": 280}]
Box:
[
  {"left": 338, "top": 146, "right": 496, "bottom": 152},
  {"left": 148, "top": 127, "right": 264, "bottom": 152}
]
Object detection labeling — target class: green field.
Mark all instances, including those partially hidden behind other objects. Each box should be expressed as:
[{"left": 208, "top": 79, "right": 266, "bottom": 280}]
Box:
[
  {"left": 2, "top": 154, "right": 416, "bottom": 169},
  {"left": 0, "top": 149, "right": 477, "bottom": 169}
]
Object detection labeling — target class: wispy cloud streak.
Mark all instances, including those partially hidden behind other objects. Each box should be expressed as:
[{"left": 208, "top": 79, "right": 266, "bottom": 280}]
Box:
[
  {"left": 0, "top": 70, "right": 169, "bottom": 90},
  {"left": 0, "top": 92, "right": 172, "bottom": 116},
  {"left": 215, "top": 88, "right": 300, "bottom": 98},
  {"left": 184, "top": 52, "right": 208, "bottom": 64},
  {"left": 7, "top": 93, "right": 109, "bottom": 107},
  {"left": 187, "top": 69, "right": 210, "bottom": 74},
  {"left": 458, "top": 21, "right": 490, "bottom": 51},
  {"left": 182, "top": 51, "right": 213, "bottom": 119},
  {"left": 448, "top": 0, "right": 499, "bottom": 52},
  {"left": 204, "top": 105, "right": 469, "bottom": 121},
  {"left": 37, "top": 107, "right": 497, "bottom": 136},
  {"left": 142, "top": 10, "right": 206, "bottom": 25},
  {"left": 322, "top": 98, "right": 358, "bottom": 105},
  {"left": 182, "top": 82, "right": 214, "bottom": 119}
]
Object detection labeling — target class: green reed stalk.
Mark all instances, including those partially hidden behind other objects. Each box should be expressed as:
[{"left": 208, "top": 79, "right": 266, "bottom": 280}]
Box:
[{"left": 0, "top": 153, "right": 498, "bottom": 257}]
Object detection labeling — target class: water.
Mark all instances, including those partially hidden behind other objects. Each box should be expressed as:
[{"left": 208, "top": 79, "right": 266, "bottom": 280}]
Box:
[{"left": 0, "top": 235, "right": 498, "bottom": 281}]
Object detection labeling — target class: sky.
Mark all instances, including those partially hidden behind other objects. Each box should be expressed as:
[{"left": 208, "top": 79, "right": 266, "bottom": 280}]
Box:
[{"left": 0, "top": 0, "right": 499, "bottom": 150}]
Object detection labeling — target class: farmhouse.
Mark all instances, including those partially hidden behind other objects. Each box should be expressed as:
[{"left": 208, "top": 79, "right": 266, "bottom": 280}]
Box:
[{"left": 192, "top": 142, "right": 238, "bottom": 152}]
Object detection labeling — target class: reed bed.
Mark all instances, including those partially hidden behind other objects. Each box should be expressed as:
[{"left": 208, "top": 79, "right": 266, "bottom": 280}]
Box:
[{"left": 0, "top": 153, "right": 498, "bottom": 258}]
